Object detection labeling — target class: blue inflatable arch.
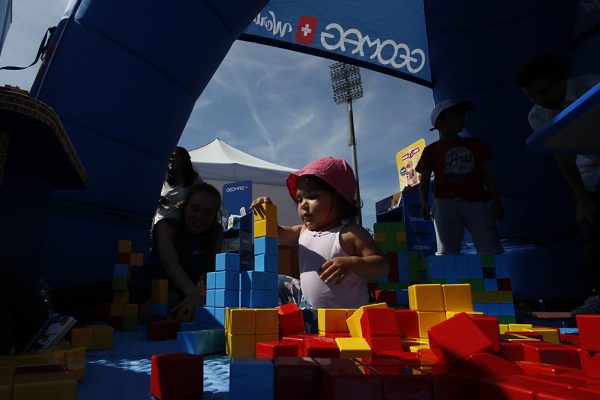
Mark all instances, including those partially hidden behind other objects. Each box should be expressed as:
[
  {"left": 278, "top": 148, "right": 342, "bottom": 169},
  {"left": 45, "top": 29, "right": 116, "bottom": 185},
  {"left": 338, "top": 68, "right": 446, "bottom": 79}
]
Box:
[{"left": 26, "top": 0, "right": 599, "bottom": 301}]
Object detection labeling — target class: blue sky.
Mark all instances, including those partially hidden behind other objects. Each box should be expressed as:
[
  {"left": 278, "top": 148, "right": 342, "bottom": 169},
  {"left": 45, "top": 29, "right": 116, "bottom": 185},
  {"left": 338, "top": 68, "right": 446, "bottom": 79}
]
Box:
[{"left": 0, "top": 0, "right": 434, "bottom": 230}]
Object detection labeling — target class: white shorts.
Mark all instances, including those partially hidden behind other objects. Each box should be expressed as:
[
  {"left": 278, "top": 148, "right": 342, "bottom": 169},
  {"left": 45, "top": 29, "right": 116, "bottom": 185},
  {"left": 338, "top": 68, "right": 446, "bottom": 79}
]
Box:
[{"left": 432, "top": 198, "right": 503, "bottom": 256}]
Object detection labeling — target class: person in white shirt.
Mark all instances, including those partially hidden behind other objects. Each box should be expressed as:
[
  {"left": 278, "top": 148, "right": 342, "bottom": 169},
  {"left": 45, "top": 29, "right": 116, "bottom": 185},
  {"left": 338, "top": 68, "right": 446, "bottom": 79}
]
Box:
[{"left": 517, "top": 54, "right": 600, "bottom": 316}]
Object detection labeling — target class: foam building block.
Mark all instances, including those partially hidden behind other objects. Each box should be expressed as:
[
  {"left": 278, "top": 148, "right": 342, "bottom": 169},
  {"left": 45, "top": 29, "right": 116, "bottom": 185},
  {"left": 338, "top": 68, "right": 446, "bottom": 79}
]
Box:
[
  {"left": 12, "top": 364, "right": 77, "bottom": 400},
  {"left": 315, "top": 358, "right": 384, "bottom": 400},
  {"left": 255, "top": 341, "right": 298, "bottom": 358},
  {"left": 409, "top": 284, "right": 445, "bottom": 311},
  {"left": 229, "top": 358, "right": 274, "bottom": 400},
  {"left": 277, "top": 303, "right": 305, "bottom": 337},
  {"left": 346, "top": 303, "right": 388, "bottom": 338},
  {"left": 274, "top": 357, "right": 321, "bottom": 400},
  {"left": 360, "top": 307, "right": 401, "bottom": 337},
  {"left": 442, "top": 284, "right": 473, "bottom": 311},
  {"left": 394, "top": 309, "right": 419, "bottom": 338},
  {"left": 215, "top": 252, "right": 240, "bottom": 272},
  {"left": 150, "top": 353, "right": 203, "bottom": 400},
  {"left": 318, "top": 309, "right": 350, "bottom": 334},
  {"left": 577, "top": 315, "right": 600, "bottom": 352},
  {"left": 335, "top": 337, "right": 372, "bottom": 359}
]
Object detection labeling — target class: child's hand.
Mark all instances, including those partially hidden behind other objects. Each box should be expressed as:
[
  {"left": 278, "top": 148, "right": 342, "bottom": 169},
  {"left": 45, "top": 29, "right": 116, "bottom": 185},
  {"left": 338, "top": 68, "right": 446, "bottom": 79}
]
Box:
[
  {"left": 250, "top": 196, "right": 274, "bottom": 218},
  {"left": 319, "top": 257, "right": 352, "bottom": 284},
  {"left": 420, "top": 203, "right": 431, "bottom": 220}
]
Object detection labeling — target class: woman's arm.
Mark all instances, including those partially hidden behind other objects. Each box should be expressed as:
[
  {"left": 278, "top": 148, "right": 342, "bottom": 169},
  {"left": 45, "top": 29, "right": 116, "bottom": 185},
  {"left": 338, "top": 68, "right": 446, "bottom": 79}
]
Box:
[
  {"left": 319, "top": 225, "right": 388, "bottom": 284},
  {"left": 250, "top": 196, "right": 302, "bottom": 246}
]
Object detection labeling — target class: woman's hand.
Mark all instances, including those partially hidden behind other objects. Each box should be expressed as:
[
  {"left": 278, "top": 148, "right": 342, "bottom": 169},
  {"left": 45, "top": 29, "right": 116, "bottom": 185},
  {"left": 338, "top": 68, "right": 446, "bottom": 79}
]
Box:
[
  {"left": 171, "top": 289, "right": 203, "bottom": 321},
  {"left": 319, "top": 257, "right": 353, "bottom": 284}
]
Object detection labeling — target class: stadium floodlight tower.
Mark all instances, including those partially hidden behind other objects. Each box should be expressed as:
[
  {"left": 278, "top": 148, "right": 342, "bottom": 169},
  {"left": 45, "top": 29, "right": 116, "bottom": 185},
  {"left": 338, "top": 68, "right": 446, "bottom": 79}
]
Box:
[{"left": 329, "top": 61, "right": 364, "bottom": 226}]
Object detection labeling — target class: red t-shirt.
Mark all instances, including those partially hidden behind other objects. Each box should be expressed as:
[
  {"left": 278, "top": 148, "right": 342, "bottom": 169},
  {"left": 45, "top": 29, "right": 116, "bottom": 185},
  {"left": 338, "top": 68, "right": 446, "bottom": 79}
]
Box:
[{"left": 415, "top": 136, "right": 493, "bottom": 201}]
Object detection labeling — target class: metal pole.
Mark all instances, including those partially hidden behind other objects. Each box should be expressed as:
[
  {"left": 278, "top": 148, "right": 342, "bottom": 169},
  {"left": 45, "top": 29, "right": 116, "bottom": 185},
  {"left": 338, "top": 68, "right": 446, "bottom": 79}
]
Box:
[{"left": 347, "top": 100, "right": 362, "bottom": 226}]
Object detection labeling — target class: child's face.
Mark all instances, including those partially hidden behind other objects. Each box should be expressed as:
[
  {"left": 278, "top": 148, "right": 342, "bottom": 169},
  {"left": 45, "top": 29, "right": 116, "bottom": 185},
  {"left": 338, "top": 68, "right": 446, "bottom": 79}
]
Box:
[
  {"left": 295, "top": 182, "right": 337, "bottom": 230},
  {"left": 435, "top": 108, "right": 466, "bottom": 135},
  {"left": 521, "top": 77, "right": 566, "bottom": 109}
]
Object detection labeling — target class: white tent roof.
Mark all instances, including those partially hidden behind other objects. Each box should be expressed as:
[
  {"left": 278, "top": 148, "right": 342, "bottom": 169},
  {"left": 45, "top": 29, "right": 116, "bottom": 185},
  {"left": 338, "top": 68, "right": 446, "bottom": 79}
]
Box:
[{"left": 189, "top": 138, "right": 297, "bottom": 186}]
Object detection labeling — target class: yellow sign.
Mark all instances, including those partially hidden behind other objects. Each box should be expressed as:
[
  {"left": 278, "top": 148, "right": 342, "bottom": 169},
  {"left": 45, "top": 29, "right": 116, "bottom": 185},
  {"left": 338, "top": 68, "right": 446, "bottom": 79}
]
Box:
[{"left": 395, "top": 138, "right": 426, "bottom": 192}]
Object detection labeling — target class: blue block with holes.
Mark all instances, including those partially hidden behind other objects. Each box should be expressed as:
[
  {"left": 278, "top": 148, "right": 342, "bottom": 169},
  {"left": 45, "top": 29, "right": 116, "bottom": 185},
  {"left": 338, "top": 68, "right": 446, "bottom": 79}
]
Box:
[
  {"left": 215, "top": 289, "right": 239, "bottom": 307},
  {"left": 254, "top": 254, "right": 278, "bottom": 272},
  {"left": 265, "top": 272, "right": 278, "bottom": 290},
  {"left": 216, "top": 252, "right": 240, "bottom": 272},
  {"left": 240, "top": 271, "right": 266, "bottom": 290},
  {"left": 206, "top": 272, "right": 216, "bottom": 289},
  {"left": 215, "top": 271, "right": 240, "bottom": 290},
  {"left": 254, "top": 237, "right": 278, "bottom": 256}
]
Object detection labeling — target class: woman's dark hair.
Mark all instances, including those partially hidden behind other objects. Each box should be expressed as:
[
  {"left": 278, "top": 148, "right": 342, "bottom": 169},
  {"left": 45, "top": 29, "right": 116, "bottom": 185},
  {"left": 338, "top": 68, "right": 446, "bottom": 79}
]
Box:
[
  {"left": 176, "top": 183, "right": 223, "bottom": 272},
  {"left": 166, "top": 146, "right": 200, "bottom": 187},
  {"left": 515, "top": 54, "right": 568, "bottom": 87},
  {"left": 297, "top": 175, "right": 360, "bottom": 220}
]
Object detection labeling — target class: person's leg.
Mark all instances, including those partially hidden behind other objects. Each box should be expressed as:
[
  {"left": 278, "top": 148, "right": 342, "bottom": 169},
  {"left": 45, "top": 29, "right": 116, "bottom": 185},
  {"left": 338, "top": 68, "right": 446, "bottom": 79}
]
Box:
[
  {"left": 432, "top": 198, "right": 464, "bottom": 255},
  {"left": 463, "top": 201, "right": 503, "bottom": 255},
  {"left": 278, "top": 275, "right": 303, "bottom": 306}
]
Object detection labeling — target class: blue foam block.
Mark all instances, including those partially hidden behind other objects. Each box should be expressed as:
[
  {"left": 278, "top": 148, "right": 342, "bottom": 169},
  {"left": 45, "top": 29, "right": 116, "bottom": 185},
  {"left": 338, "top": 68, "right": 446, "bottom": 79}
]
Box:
[
  {"left": 484, "top": 278, "right": 498, "bottom": 291},
  {"left": 206, "top": 272, "right": 216, "bottom": 289},
  {"left": 240, "top": 271, "right": 266, "bottom": 290},
  {"left": 240, "top": 290, "right": 266, "bottom": 308},
  {"left": 265, "top": 272, "right": 278, "bottom": 290},
  {"left": 215, "top": 271, "right": 240, "bottom": 290},
  {"left": 254, "top": 254, "right": 278, "bottom": 272},
  {"left": 500, "top": 303, "right": 516, "bottom": 316},
  {"left": 214, "top": 307, "right": 226, "bottom": 326},
  {"left": 215, "top": 289, "right": 239, "bottom": 307},
  {"left": 151, "top": 303, "right": 167, "bottom": 316},
  {"left": 113, "top": 263, "right": 129, "bottom": 278},
  {"left": 206, "top": 289, "right": 216, "bottom": 307},
  {"left": 216, "top": 252, "right": 240, "bottom": 272},
  {"left": 265, "top": 290, "right": 278, "bottom": 308},
  {"left": 178, "top": 330, "right": 211, "bottom": 355},
  {"left": 254, "top": 237, "right": 278, "bottom": 256},
  {"left": 230, "top": 358, "right": 274, "bottom": 400}
]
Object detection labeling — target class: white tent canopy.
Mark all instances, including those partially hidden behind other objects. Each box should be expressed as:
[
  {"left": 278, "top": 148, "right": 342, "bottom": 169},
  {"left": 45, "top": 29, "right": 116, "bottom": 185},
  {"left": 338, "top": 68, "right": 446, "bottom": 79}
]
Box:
[
  {"left": 189, "top": 138, "right": 296, "bottom": 185},
  {"left": 189, "top": 138, "right": 299, "bottom": 226}
]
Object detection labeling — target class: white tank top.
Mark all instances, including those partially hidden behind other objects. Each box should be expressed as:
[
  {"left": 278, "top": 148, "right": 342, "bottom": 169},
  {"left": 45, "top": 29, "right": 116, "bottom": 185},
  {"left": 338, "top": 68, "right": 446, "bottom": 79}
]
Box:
[{"left": 299, "top": 225, "right": 369, "bottom": 309}]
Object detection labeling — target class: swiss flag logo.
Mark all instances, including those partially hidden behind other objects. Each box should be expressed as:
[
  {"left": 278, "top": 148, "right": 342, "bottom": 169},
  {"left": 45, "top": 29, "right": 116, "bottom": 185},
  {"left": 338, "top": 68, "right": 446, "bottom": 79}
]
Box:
[{"left": 295, "top": 16, "right": 318, "bottom": 44}]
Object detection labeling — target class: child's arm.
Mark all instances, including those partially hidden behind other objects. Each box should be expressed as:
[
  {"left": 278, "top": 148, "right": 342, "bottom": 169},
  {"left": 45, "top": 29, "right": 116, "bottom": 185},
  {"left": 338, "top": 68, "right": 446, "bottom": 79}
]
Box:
[
  {"left": 319, "top": 225, "right": 388, "bottom": 284},
  {"left": 250, "top": 196, "right": 302, "bottom": 246},
  {"left": 418, "top": 169, "right": 432, "bottom": 220},
  {"left": 482, "top": 161, "right": 504, "bottom": 220}
]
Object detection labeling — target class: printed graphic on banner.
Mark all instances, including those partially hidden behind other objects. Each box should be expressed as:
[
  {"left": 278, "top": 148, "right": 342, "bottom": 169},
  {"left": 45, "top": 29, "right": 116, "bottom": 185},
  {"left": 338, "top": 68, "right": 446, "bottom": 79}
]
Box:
[
  {"left": 396, "top": 138, "right": 426, "bottom": 192},
  {"left": 242, "top": 0, "right": 431, "bottom": 85},
  {"left": 222, "top": 180, "right": 252, "bottom": 220}
]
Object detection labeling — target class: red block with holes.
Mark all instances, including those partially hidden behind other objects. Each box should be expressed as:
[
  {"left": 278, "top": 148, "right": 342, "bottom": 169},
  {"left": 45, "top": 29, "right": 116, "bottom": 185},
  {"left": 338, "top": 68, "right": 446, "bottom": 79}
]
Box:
[
  {"left": 560, "top": 333, "right": 580, "bottom": 346},
  {"left": 394, "top": 309, "right": 419, "bottom": 338},
  {"left": 148, "top": 320, "right": 180, "bottom": 340},
  {"left": 370, "top": 364, "right": 433, "bottom": 399},
  {"left": 428, "top": 312, "right": 494, "bottom": 363},
  {"left": 366, "top": 337, "right": 404, "bottom": 355},
  {"left": 281, "top": 334, "right": 313, "bottom": 356},
  {"left": 150, "top": 353, "right": 203, "bottom": 400},
  {"left": 304, "top": 336, "right": 340, "bottom": 358},
  {"left": 374, "top": 290, "right": 397, "bottom": 306},
  {"left": 578, "top": 349, "right": 600, "bottom": 378},
  {"left": 479, "top": 375, "right": 575, "bottom": 400},
  {"left": 274, "top": 357, "right": 321, "bottom": 400},
  {"left": 521, "top": 342, "right": 580, "bottom": 369},
  {"left": 419, "top": 365, "right": 481, "bottom": 400},
  {"left": 315, "top": 358, "right": 383, "bottom": 400},
  {"left": 577, "top": 315, "right": 600, "bottom": 352},
  {"left": 462, "top": 351, "right": 523, "bottom": 377},
  {"left": 500, "top": 341, "right": 525, "bottom": 361},
  {"left": 470, "top": 315, "right": 500, "bottom": 351},
  {"left": 256, "top": 341, "right": 299, "bottom": 358},
  {"left": 277, "top": 303, "right": 305, "bottom": 337},
  {"left": 360, "top": 308, "right": 401, "bottom": 338}
]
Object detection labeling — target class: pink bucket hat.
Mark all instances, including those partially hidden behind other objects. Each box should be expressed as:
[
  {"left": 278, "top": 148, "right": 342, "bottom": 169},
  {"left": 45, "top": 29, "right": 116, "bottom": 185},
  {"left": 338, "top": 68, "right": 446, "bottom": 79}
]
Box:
[{"left": 286, "top": 157, "right": 356, "bottom": 206}]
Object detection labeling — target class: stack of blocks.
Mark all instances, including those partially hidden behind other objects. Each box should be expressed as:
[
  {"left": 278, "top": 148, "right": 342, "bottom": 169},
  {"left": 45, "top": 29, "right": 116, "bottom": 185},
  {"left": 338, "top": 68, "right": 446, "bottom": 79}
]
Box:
[
  {"left": 203, "top": 203, "right": 279, "bottom": 326},
  {"left": 109, "top": 240, "right": 141, "bottom": 330},
  {"left": 425, "top": 254, "right": 516, "bottom": 323},
  {"left": 224, "top": 308, "right": 279, "bottom": 357},
  {"left": 151, "top": 279, "right": 169, "bottom": 319}
]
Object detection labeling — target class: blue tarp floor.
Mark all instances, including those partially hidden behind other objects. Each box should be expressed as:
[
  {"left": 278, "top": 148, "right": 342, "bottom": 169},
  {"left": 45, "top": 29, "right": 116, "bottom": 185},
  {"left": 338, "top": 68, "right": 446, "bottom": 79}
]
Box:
[{"left": 77, "top": 327, "right": 230, "bottom": 400}]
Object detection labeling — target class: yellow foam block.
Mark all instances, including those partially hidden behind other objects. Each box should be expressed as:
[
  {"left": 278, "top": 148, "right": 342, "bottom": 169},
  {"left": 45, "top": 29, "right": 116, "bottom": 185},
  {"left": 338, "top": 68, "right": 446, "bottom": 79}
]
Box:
[
  {"left": 254, "top": 219, "right": 278, "bottom": 238},
  {"left": 409, "top": 284, "right": 445, "bottom": 311},
  {"left": 152, "top": 279, "right": 168, "bottom": 292},
  {"left": 318, "top": 309, "right": 349, "bottom": 333},
  {"left": 12, "top": 371, "right": 77, "bottom": 400},
  {"left": 109, "top": 303, "right": 124, "bottom": 318},
  {"left": 442, "top": 284, "right": 473, "bottom": 311},
  {"left": 508, "top": 323, "right": 533, "bottom": 332},
  {"left": 395, "top": 231, "right": 407, "bottom": 241},
  {"left": 113, "top": 290, "right": 129, "bottom": 304},
  {"left": 409, "top": 344, "right": 430, "bottom": 352},
  {"left": 445, "top": 311, "right": 483, "bottom": 319},
  {"left": 70, "top": 328, "right": 93, "bottom": 349},
  {"left": 117, "top": 240, "right": 132, "bottom": 253},
  {"left": 484, "top": 291, "right": 500, "bottom": 303},
  {"left": 151, "top": 289, "right": 168, "bottom": 304},
  {"left": 228, "top": 308, "right": 256, "bottom": 335},
  {"left": 374, "top": 232, "right": 385, "bottom": 243},
  {"left": 0, "top": 366, "right": 13, "bottom": 400},
  {"left": 416, "top": 311, "right": 446, "bottom": 338},
  {"left": 255, "top": 334, "right": 279, "bottom": 345},
  {"left": 123, "top": 303, "right": 139, "bottom": 317},
  {"left": 129, "top": 253, "right": 144, "bottom": 266},
  {"left": 499, "top": 291, "right": 514, "bottom": 303},
  {"left": 65, "top": 346, "right": 85, "bottom": 381},
  {"left": 226, "top": 333, "right": 255, "bottom": 358},
  {"left": 91, "top": 326, "right": 114, "bottom": 350},
  {"left": 499, "top": 324, "right": 509, "bottom": 334},
  {"left": 255, "top": 309, "right": 279, "bottom": 335},
  {"left": 505, "top": 334, "right": 540, "bottom": 342},
  {"left": 253, "top": 203, "right": 278, "bottom": 222},
  {"left": 525, "top": 327, "right": 560, "bottom": 344},
  {"left": 346, "top": 303, "right": 387, "bottom": 338},
  {"left": 335, "top": 337, "right": 372, "bottom": 359}
]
